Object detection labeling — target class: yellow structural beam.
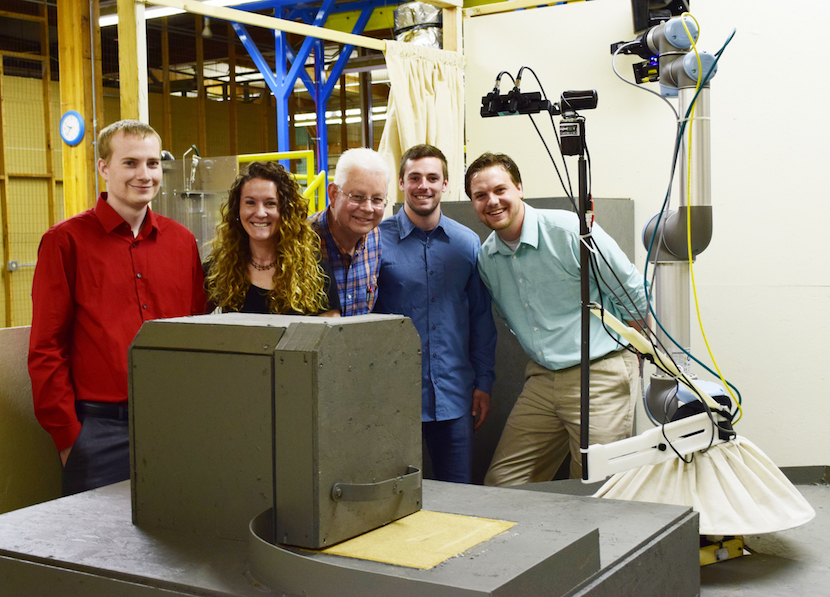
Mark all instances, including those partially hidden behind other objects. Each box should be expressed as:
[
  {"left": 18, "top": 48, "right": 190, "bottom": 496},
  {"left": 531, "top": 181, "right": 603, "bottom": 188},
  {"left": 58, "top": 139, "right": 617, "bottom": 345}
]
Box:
[{"left": 323, "top": 6, "right": 395, "bottom": 34}]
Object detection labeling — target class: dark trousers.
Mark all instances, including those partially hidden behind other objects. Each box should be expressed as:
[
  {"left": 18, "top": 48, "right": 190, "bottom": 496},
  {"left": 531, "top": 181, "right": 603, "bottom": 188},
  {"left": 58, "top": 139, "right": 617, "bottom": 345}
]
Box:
[
  {"left": 61, "top": 415, "right": 130, "bottom": 496},
  {"left": 422, "top": 415, "right": 474, "bottom": 484}
]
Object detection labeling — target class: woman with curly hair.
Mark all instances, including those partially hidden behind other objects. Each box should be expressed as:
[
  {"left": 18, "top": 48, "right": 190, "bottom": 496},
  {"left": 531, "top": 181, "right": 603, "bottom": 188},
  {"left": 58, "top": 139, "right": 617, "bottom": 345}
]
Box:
[{"left": 205, "top": 161, "right": 340, "bottom": 316}]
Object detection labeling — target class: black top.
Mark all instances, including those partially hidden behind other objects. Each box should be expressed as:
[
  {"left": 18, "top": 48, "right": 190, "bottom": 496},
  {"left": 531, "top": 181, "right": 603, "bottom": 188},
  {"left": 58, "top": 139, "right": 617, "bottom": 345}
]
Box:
[{"left": 205, "top": 259, "right": 341, "bottom": 315}]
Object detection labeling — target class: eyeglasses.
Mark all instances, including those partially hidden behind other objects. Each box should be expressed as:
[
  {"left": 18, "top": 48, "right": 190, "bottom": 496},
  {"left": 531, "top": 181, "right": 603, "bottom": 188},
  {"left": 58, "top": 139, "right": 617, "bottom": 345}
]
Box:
[{"left": 340, "top": 190, "right": 388, "bottom": 209}]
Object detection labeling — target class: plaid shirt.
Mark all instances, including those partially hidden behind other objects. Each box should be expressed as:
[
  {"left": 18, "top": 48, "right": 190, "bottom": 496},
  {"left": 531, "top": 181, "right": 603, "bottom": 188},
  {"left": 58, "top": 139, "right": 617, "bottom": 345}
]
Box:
[{"left": 309, "top": 208, "right": 381, "bottom": 316}]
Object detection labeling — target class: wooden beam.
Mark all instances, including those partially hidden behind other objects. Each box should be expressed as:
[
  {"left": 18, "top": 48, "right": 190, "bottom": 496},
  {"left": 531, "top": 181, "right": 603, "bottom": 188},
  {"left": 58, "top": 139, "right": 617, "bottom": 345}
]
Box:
[
  {"left": 0, "top": 50, "right": 46, "bottom": 62},
  {"left": 0, "top": 60, "right": 11, "bottom": 326},
  {"left": 0, "top": 10, "right": 43, "bottom": 22},
  {"left": 39, "top": 4, "right": 56, "bottom": 227},
  {"left": 58, "top": 0, "right": 96, "bottom": 218},
  {"left": 92, "top": 0, "right": 105, "bottom": 195},
  {"left": 442, "top": 7, "right": 463, "bottom": 53},
  {"left": 117, "top": 0, "right": 148, "bottom": 121},
  {"left": 144, "top": 0, "right": 386, "bottom": 51},
  {"left": 464, "top": 0, "right": 571, "bottom": 18}
]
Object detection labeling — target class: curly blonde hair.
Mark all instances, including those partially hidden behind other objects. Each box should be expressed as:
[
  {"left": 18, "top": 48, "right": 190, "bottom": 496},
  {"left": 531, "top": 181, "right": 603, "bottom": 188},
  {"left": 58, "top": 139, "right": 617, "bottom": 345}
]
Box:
[{"left": 206, "top": 161, "right": 330, "bottom": 314}]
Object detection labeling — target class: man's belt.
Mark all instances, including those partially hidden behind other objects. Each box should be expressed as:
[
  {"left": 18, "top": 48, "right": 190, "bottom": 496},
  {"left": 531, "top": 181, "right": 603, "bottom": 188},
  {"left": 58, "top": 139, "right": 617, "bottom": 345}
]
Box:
[{"left": 76, "top": 400, "right": 129, "bottom": 421}]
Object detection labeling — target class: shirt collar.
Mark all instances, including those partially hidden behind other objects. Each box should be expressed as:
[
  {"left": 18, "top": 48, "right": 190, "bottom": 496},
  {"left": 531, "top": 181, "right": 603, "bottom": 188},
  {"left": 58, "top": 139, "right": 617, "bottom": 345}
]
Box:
[
  {"left": 395, "top": 206, "right": 448, "bottom": 241},
  {"left": 94, "top": 192, "right": 158, "bottom": 238},
  {"left": 487, "top": 202, "right": 538, "bottom": 255}
]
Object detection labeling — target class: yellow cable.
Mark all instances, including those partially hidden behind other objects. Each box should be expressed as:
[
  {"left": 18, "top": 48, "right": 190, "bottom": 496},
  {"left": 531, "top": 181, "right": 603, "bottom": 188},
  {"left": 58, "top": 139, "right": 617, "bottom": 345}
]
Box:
[{"left": 680, "top": 14, "right": 743, "bottom": 422}]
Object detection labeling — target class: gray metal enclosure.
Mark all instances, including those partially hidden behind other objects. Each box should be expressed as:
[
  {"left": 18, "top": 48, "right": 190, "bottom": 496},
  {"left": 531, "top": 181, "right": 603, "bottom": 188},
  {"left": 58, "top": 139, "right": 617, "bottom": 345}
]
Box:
[{"left": 129, "top": 313, "right": 423, "bottom": 548}]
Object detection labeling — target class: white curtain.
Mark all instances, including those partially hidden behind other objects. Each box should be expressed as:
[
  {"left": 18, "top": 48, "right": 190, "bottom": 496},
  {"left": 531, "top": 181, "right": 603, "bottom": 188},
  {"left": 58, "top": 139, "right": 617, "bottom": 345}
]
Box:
[{"left": 378, "top": 41, "right": 465, "bottom": 204}]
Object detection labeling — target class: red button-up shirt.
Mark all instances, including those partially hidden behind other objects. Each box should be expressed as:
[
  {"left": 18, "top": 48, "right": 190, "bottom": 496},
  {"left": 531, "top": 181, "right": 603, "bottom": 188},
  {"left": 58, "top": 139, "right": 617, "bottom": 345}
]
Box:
[{"left": 28, "top": 194, "right": 206, "bottom": 451}]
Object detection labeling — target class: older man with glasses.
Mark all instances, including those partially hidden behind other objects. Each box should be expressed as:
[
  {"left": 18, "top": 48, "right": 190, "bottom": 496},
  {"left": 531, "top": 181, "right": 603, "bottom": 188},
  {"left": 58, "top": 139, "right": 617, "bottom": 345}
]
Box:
[{"left": 310, "top": 147, "right": 390, "bottom": 316}]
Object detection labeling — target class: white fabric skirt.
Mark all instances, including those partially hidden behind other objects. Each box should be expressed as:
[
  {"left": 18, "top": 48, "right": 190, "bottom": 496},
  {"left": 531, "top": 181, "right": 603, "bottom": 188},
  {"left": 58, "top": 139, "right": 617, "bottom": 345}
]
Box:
[{"left": 593, "top": 436, "right": 816, "bottom": 535}]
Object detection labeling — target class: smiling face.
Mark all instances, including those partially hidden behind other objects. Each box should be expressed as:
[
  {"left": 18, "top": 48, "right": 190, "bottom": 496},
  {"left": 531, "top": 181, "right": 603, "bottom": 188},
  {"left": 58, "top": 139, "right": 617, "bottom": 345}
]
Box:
[
  {"left": 469, "top": 165, "right": 525, "bottom": 242},
  {"left": 238, "top": 177, "right": 281, "bottom": 246},
  {"left": 97, "top": 131, "right": 162, "bottom": 215},
  {"left": 400, "top": 156, "right": 447, "bottom": 222},
  {"left": 327, "top": 167, "right": 386, "bottom": 250}
]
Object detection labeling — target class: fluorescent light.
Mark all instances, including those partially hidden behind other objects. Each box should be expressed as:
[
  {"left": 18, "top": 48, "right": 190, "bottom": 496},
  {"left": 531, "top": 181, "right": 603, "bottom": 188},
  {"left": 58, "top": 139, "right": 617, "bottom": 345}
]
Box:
[
  {"left": 293, "top": 111, "right": 387, "bottom": 128},
  {"left": 99, "top": 0, "right": 259, "bottom": 28}
]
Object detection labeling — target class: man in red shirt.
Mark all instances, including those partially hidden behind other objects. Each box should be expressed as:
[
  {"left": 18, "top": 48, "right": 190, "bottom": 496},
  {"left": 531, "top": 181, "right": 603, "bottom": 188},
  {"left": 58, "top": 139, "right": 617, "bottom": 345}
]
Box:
[{"left": 28, "top": 120, "right": 206, "bottom": 495}]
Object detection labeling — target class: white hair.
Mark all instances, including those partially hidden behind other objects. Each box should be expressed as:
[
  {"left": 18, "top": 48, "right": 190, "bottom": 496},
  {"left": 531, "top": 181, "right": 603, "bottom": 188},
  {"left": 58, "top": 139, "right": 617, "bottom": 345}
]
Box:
[{"left": 332, "top": 147, "right": 391, "bottom": 188}]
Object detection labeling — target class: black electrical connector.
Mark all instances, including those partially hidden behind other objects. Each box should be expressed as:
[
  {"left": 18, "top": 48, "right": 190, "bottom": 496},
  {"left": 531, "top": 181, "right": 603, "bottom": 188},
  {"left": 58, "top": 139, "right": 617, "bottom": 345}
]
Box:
[{"left": 633, "top": 59, "right": 660, "bottom": 84}]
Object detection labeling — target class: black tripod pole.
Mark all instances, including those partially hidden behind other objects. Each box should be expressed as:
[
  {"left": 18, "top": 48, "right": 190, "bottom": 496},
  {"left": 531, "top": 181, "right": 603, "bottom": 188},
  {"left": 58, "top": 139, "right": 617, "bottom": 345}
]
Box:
[{"left": 578, "top": 153, "right": 591, "bottom": 480}]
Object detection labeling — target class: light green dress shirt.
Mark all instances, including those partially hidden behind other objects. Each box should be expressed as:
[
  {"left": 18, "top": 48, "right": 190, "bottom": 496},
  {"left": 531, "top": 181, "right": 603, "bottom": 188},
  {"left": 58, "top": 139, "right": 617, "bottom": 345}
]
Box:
[{"left": 477, "top": 204, "right": 649, "bottom": 371}]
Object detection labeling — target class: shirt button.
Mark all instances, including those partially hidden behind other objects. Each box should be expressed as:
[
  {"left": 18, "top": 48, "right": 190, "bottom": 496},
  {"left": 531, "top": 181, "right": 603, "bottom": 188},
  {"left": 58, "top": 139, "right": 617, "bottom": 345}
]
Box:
[
  {"left": 429, "top": 271, "right": 433, "bottom": 275},
  {"left": 432, "top": 325, "right": 436, "bottom": 330},
  {"left": 142, "top": 304, "right": 147, "bottom": 309},
  {"left": 512, "top": 255, "right": 517, "bottom": 259},
  {"left": 537, "top": 351, "right": 542, "bottom": 356},
  {"left": 524, "top": 303, "right": 529, "bottom": 308},
  {"left": 534, "top": 327, "right": 538, "bottom": 331},
  {"left": 519, "top": 278, "right": 523, "bottom": 283},
  {"left": 431, "top": 298, "right": 435, "bottom": 302},
  {"left": 132, "top": 243, "right": 137, "bottom": 248},
  {"left": 136, "top": 273, "right": 142, "bottom": 278}
]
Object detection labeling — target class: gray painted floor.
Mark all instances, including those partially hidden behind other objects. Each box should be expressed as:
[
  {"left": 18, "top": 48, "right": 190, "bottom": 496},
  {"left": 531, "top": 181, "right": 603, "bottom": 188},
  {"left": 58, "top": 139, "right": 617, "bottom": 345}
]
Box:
[
  {"left": 699, "top": 483, "right": 829, "bottom": 597},
  {"left": 530, "top": 475, "right": 829, "bottom": 596}
]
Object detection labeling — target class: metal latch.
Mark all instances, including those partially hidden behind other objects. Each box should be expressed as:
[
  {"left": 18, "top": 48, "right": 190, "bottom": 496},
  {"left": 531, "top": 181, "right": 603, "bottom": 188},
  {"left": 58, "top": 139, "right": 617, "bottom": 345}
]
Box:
[{"left": 331, "top": 465, "right": 421, "bottom": 502}]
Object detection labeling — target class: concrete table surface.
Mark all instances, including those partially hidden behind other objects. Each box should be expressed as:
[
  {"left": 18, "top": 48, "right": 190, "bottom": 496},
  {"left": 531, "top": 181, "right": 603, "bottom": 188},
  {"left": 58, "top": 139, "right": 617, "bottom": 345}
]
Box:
[{"left": 0, "top": 479, "right": 698, "bottom": 597}]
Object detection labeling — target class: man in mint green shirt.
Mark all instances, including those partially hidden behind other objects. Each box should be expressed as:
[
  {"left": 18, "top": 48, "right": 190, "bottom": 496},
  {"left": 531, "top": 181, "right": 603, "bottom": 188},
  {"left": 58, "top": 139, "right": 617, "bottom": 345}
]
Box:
[{"left": 465, "top": 152, "right": 648, "bottom": 484}]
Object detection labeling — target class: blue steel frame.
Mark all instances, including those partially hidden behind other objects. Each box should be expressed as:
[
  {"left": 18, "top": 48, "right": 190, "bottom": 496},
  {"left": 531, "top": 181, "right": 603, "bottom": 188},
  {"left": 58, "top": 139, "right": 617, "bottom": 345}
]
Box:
[{"left": 227, "top": 0, "right": 389, "bottom": 205}]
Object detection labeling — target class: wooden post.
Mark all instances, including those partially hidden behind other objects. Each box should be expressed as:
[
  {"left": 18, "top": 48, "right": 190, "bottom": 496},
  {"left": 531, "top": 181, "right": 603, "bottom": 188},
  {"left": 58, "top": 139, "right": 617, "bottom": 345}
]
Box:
[
  {"left": 39, "top": 4, "right": 56, "bottom": 227},
  {"left": 442, "top": 7, "right": 463, "bottom": 53},
  {"left": 57, "top": 0, "right": 96, "bottom": 217},
  {"left": 117, "top": 0, "right": 148, "bottom": 122},
  {"left": 92, "top": 0, "right": 104, "bottom": 197},
  {"left": 0, "top": 61, "right": 10, "bottom": 326}
]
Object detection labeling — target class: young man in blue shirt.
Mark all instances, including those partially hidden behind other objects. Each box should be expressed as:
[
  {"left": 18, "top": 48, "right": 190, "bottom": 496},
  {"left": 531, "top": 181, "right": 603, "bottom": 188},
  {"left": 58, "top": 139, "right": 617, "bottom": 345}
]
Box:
[
  {"left": 466, "top": 152, "right": 648, "bottom": 485},
  {"left": 374, "top": 145, "right": 497, "bottom": 483}
]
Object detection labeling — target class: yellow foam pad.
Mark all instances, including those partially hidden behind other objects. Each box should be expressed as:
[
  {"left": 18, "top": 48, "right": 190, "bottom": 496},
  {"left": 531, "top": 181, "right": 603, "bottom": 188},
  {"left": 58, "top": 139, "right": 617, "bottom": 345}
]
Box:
[{"left": 320, "top": 510, "right": 515, "bottom": 569}]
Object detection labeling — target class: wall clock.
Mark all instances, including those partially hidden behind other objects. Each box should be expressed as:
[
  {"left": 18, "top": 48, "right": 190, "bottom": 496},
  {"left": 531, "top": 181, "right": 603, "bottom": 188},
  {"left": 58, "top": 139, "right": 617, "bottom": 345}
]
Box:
[{"left": 59, "top": 110, "right": 86, "bottom": 146}]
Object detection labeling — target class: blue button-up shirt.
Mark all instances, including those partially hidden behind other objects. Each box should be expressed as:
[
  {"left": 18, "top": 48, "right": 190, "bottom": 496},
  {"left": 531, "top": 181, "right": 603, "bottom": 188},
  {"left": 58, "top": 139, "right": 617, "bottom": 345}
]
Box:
[
  {"left": 375, "top": 208, "right": 497, "bottom": 422},
  {"left": 478, "top": 204, "right": 649, "bottom": 371}
]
